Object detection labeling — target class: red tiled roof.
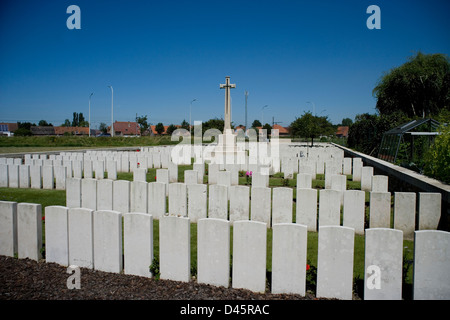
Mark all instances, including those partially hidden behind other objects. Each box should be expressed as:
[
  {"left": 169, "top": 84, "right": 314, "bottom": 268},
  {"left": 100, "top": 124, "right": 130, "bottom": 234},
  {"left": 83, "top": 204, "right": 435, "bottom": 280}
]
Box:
[
  {"left": 272, "top": 124, "right": 289, "bottom": 134},
  {"left": 150, "top": 125, "right": 169, "bottom": 135},
  {"left": 336, "top": 126, "right": 349, "bottom": 137},
  {"left": 108, "top": 121, "right": 140, "bottom": 135}
]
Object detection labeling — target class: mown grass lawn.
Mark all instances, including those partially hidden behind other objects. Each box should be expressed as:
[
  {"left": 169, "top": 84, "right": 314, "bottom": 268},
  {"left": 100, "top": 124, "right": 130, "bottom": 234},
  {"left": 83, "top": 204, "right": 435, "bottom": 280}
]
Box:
[{"left": 0, "top": 168, "right": 415, "bottom": 298}]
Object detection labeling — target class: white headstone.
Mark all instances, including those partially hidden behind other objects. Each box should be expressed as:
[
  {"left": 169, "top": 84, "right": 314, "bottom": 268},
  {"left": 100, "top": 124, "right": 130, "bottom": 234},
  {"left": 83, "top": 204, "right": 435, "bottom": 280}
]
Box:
[
  {"left": 252, "top": 172, "right": 269, "bottom": 188},
  {"left": 296, "top": 188, "right": 318, "bottom": 231},
  {"left": 208, "top": 163, "right": 219, "bottom": 184},
  {"left": 168, "top": 161, "right": 178, "bottom": 183},
  {"left": 343, "top": 190, "right": 366, "bottom": 235},
  {"left": 54, "top": 166, "right": 67, "bottom": 190},
  {"left": 66, "top": 178, "right": 81, "bottom": 208},
  {"left": 19, "top": 165, "right": 30, "bottom": 188},
  {"left": 232, "top": 220, "right": 267, "bottom": 293},
  {"left": 369, "top": 192, "right": 391, "bottom": 228},
  {"left": 413, "top": 230, "right": 450, "bottom": 300},
  {"left": 68, "top": 208, "right": 94, "bottom": 268},
  {"left": 394, "top": 192, "right": 416, "bottom": 239},
  {"left": 148, "top": 182, "right": 166, "bottom": 219},
  {"left": 271, "top": 223, "right": 307, "bottom": 295},
  {"left": 44, "top": 206, "right": 69, "bottom": 266},
  {"left": 0, "top": 164, "right": 9, "bottom": 187},
  {"left": 297, "top": 173, "right": 312, "bottom": 189},
  {"left": 318, "top": 189, "right": 341, "bottom": 227},
  {"left": 208, "top": 184, "right": 228, "bottom": 220},
  {"left": 106, "top": 160, "right": 117, "bottom": 180},
  {"left": 97, "top": 179, "right": 114, "bottom": 211},
  {"left": 133, "top": 168, "right": 147, "bottom": 182},
  {"left": 343, "top": 157, "right": 352, "bottom": 175},
  {"left": 227, "top": 184, "right": 248, "bottom": 218},
  {"left": 361, "top": 166, "right": 374, "bottom": 191},
  {"left": 81, "top": 178, "right": 97, "bottom": 210},
  {"left": 93, "top": 210, "right": 123, "bottom": 273},
  {"left": 42, "top": 165, "right": 54, "bottom": 189},
  {"left": 251, "top": 187, "right": 271, "bottom": 227},
  {"left": 8, "top": 164, "right": 19, "bottom": 188},
  {"left": 159, "top": 216, "right": 190, "bottom": 282},
  {"left": 0, "top": 201, "right": 17, "bottom": 257},
  {"left": 364, "top": 228, "right": 403, "bottom": 300},
  {"left": 197, "top": 218, "right": 230, "bottom": 287},
  {"left": 371, "top": 175, "right": 388, "bottom": 192},
  {"left": 352, "top": 158, "right": 362, "bottom": 182},
  {"left": 272, "top": 187, "right": 293, "bottom": 224},
  {"left": 156, "top": 168, "right": 169, "bottom": 196},
  {"left": 193, "top": 163, "right": 205, "bottom": 183},
  {"left": 17, "top": 203, "right": 42, "bottom": 261},
  {"left": 29, "top": 165, "right": 42, "bottom": 189},
  {"left": 123, "top": 212, "right": 153, "bottom": 277},
  {"left": 418, "top": 193, "right": 441, "bottom": 230},
  {"left": 168, "top": 183, "right": 187, "bottom": 216},
  {"left": 217, "top": 170, "right": 231, "bottom": 187},
  {"left": 72, "top": 160, "right": 82, "bottom": 179},
  {"left": 131, "top": 181, "right": 148, "bottom": 213},
  {"left": 317, "top": 226, "right": 355, "bottom": 300},
  {"left": 187, "top": 184, "right": 207, "bottom": 223},
  {"left": 184, "top": 170, "right": 198, "bottom": 185},
  {"left": 112, "top": 180, "right": 130, "bottom": 213}
]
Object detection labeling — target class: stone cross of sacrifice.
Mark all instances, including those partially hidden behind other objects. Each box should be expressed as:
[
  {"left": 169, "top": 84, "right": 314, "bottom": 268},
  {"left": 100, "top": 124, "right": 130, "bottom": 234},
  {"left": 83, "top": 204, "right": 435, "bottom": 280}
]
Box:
[{"left": 220, "top": 76, "right": 236, "bottom": 131}]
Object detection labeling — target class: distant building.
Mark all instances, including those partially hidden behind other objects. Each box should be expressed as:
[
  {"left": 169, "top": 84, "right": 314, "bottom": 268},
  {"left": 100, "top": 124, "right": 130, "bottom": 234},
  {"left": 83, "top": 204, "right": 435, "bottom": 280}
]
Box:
[
  {"left": 272, "top": 124, "right": 290, "bottom": 136},
  {"left": 254, "top": 124, "right": 290, "bottom": 137},
  {"left": 107, "top": 121, "right": 140, "bottom": 136},
  {"left": 150, "top": 124, "right": 169, "bottom": 135},
  {"left": 54, "top": 126, "right": 89, "bottom": 136},
  {"left": 30, "top": 126, "right": 55, "bottom": 136},
  {"left": 336, "top": 126, "right": 349, "bottom": 138},
  {"left": 0, "top": 123, "right": 18, "bottom": 136}
]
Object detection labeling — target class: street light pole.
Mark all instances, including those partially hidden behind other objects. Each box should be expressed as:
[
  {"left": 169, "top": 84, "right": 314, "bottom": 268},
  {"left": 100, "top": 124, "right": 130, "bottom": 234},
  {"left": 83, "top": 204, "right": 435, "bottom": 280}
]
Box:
[
  {"left": 108, "top": 86, "right": 114, "bottom": 137},
  {"left": 89, "top": 93, "right": 93, "bottom": 137},
  {"left": 190, "top": 99, "right": 197, "bottom": 133},
  {"left": 306, "top": 101, "right": 315, "bottom": 116},
  {"left": 261, "top": 105, "right": 268, "bottom": 126}
]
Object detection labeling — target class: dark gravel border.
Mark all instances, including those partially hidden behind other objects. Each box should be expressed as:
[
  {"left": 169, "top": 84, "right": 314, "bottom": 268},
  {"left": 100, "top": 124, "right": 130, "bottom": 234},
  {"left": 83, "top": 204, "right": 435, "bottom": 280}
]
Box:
[{"left": 0, "top": 256, "right": 319, "bottom": 300}]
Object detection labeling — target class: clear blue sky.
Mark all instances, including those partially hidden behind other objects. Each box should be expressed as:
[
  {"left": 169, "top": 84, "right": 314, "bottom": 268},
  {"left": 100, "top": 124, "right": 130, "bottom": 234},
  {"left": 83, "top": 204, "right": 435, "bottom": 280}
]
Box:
[{"left": 0, "top": 0, "right": 449, "bottom": 129}]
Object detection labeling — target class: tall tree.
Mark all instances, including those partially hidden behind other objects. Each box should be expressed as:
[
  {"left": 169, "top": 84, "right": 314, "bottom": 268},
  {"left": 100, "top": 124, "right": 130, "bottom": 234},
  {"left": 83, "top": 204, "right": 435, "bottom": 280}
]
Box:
[
  {"left": 136, "top": 115, "right": 149, "bottom": 134},
  {"left": 166, "top": 124, "right": 177, "bottom": 135},
  {"left": 155, "top": 122, "right": 165, "bottom": 135},
  {"left": 251, "top": 119, "right": 262, "bottom": 128},
  {"left": 72, "top": 112, "right": 79, "bottom": 127},
  {"left": 373, "top": 52, "right": 450, "bottom": 118},
  {"left": 289, "top": 111, "right": 334, "bottom": 146}
]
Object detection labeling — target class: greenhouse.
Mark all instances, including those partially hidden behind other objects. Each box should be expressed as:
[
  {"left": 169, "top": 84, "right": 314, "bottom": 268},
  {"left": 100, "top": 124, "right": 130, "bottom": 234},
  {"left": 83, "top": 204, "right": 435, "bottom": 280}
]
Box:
[{"left": 377, "top": 118, "right": 440, "bottom": 165}]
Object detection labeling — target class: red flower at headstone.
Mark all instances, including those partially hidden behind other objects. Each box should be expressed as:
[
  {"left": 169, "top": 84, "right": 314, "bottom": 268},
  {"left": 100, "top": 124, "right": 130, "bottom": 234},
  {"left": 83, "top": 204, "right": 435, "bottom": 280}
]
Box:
[
  {"left": 42, "top": 216, "right": 45, "bottom": 221},
  {"left": 306, "top": 264, "right": 310, "bottom": 271}
]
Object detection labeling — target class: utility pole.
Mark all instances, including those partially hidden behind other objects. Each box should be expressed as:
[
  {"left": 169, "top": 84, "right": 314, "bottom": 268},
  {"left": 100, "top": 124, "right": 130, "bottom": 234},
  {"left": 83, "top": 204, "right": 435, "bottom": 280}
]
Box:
[{"left": 244, "top": 91, "right": 248, "bottom": 133}]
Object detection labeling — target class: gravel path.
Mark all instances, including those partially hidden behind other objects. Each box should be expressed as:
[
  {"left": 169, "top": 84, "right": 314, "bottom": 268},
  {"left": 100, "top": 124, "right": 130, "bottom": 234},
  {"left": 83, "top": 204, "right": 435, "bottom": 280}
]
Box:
[{"left": 0, "top": 256, "right": 317, "bottom": 300}]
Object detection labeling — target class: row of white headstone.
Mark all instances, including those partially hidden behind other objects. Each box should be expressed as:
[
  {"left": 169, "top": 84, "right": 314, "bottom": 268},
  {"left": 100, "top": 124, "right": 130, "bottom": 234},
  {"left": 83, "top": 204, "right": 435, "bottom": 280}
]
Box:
[
  {"left": 0, "top": 150, "right": 380, "bottom": 197},
  {"left": 0, "top": 201, "right": 448, "bottom": 300},
  {"left": 65, "top": 176, "right": 442, "bottom": 238}
]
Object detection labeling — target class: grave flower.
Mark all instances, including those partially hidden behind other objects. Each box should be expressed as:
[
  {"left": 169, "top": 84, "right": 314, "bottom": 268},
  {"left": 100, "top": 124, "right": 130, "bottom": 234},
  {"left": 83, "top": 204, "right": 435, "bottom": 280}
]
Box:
[
  {"left": 42, "top": 216, "right": 45, "bottom": 221},
  {"left": 246, "top": 171, "right": 252, "bottom": 185}
]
